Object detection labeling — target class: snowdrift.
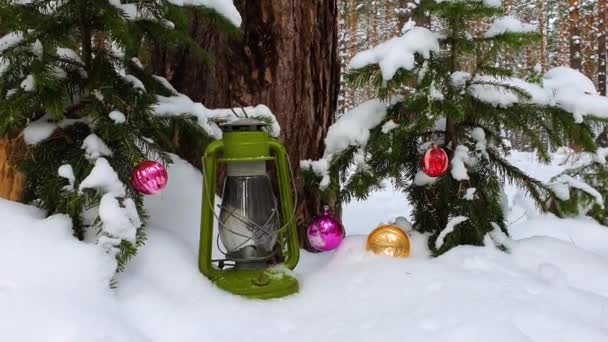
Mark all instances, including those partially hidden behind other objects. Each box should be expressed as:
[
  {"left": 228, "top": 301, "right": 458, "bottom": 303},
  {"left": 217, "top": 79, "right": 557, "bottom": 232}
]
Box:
[{"left": 1, "top": 155, "right": 607, "bottom": 342}]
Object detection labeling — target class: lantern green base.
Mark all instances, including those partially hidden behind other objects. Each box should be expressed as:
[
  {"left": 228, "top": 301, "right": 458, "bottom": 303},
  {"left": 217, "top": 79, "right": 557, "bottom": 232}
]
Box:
[{"left": 213, "top": 268, "right": 299, "bottom": 299}]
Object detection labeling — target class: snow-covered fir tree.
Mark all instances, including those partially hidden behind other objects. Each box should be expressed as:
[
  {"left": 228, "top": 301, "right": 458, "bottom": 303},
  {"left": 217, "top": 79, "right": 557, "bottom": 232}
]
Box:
[
  {"left": 549, "top": 154, "right": 608, "bottom": 227},
  {"left": 0, "top": 0, "right": 268, "bottom": 271},
  {"left": 303, "top": 0, "right": 608, "bottom": 255}
]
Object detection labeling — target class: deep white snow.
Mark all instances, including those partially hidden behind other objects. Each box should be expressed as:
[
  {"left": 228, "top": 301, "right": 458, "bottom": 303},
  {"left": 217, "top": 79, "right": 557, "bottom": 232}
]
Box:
[{"left": 1, "top": 152, "right": 608, "bottom": 342}]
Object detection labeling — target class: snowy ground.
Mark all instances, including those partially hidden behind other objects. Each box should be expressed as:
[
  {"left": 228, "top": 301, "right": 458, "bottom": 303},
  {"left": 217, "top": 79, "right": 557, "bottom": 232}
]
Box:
[{"left": 1, "top": 151, "right": 608, "bottom": 342}]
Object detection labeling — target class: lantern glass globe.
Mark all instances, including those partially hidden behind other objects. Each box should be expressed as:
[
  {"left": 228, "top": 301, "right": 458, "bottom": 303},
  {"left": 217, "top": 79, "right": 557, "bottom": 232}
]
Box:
[{"left": 219, "top": 161, "right": 280, "bottom": 266}]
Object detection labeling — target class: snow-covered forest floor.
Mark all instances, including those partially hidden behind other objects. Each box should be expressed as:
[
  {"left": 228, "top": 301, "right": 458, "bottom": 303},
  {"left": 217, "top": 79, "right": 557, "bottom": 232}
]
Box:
[{"left": 1, "top": 151, "right": 608, "bottom": 342}]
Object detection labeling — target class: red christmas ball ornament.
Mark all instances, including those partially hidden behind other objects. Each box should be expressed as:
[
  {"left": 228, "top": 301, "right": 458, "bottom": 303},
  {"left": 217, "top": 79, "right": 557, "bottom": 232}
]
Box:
[
  {"left": 421, "top": 147, "right": 449, "bottom": 177},
  {"left": 130, "top": 160, "right": 168, "bottom": 195}
]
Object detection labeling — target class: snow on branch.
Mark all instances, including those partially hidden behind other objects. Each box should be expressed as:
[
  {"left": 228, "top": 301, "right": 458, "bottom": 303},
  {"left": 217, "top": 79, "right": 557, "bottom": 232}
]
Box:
[
  {"left": 451, "top": 145, "right": 470, "bottom": 181},
  {"left": 23, "top": 116, "right": 91, "bottom": 145},
  {"left": 82, "top": 134, "right": 113, "bottom": 161},
  {"left": 152, "top": 94, "right": 280, "bottom": 140},
  {"left": 108, "top": 0, "right": 241, "bottom": 28},
  {"left": 58, "top": 164, "right": 75, "bottom": 191},
  {"left": 593, "top": 148, "right": 608, "bottom": 165},
  {"left": 0, "top": 32, "right": 24, "bottom": 53},
  {"left": 301, "top": 99, "right": 390, "bottom": 189},
  {"left": 458, "top": 67, "right": 608, "bottom": 123},
  {"left": 543, "top": 67, "right": 608, "bottom": 123},
  {"left": 349, "top": 27, "right": 440, "bottom": 81},
  {"left": 435, "top": 0, "right": 501, "bottom": 7},
  {"left": 166, "top": 0, "right": 242, "bottom": 27},
  {"left": 484, "top": 16, "right": 537, "bottom": 38},
  {"left": 436, "top": 216, "right": 469, "bottom": 249},
  {"left": 79, "top": 158, "right": 126, "bottom": 197},
  {"left": 471, "top": 128, "right": 488, "bottom": 158},
  {"left": 98, "top": 194, "right": 141, "bottom": 244},
  {"left": 549, "top": 175, "right": 604, "bottom": 208},
  {"left": 108, "top": 0, "right": 175, "bottom": 28}
]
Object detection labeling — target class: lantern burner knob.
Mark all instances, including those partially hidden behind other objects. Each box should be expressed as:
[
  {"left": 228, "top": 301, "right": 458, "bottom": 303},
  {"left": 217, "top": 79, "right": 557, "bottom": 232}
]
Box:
[{"left": 221, "top": 118, "right": 268, "bottom": 132}]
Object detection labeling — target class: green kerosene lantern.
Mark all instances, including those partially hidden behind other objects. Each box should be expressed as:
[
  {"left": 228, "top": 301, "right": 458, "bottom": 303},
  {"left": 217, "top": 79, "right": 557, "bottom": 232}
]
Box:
[{"left": 199, "top": 119, "right": 300, "bottom": 299}]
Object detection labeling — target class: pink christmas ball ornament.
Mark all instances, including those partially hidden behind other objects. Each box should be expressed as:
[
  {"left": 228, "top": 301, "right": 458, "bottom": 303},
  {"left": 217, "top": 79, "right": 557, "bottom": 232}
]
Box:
[
  {"left": 130, "top": 160, "right": 168, "bottom": 195},
  {"left": 306, "top": 206, "right": 345, "bottom": 252}
]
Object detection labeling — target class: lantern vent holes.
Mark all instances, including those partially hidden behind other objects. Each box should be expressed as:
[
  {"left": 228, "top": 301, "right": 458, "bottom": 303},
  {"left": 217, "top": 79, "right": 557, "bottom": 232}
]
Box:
[{"left": 221, "top": 118, "right": 268, "bottom": 133}]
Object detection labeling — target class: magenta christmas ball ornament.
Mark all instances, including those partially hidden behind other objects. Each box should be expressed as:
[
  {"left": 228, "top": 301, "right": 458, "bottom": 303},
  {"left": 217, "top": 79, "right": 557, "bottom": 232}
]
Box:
[
  {"left": 306, "top": 206, "right": 345, "bottom": 252},
  {"left": 130, "top": 160, "right": 168, "bottom": 195},
  {"left": 421, "top": 147, "right": 449, "bottom": 178}
]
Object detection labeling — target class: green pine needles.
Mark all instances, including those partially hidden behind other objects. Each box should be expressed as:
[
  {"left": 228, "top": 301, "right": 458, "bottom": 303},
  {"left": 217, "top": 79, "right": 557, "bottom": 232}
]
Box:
[
  {"left": 0, "top": 0, "right": 238, "bottom": 272},
  {"left": 549, "top": 153, "right": 608, "bottom": 227},
  {"left": 305, "top": 0, "right": 608, "bottom": 255}
]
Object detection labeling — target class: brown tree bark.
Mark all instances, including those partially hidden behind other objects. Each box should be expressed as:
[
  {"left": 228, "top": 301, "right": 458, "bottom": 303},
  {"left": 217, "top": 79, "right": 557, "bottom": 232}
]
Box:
[
  {"left": 581, "top": 11, "right": 596, "bottom": 78},
  {"left": 151, "top": 1, "right": 340, "bottom": 248},
  {"left": 0, "top": 136, "right": 25, "bottom": 201},
  {"left": 347, "top": 0, "right": 359, "bottom": 109},
  {"left": 385, "top": 0, "right": 392, "bottom": 40},
  {"left": 568, "top": 0, "right": 582, "bottom": 70},
  {"left": 558, "top": 1, "right": 570, "bottom": 67},
  {"left": 397, "top": 0, "right": 409, "bottom": 33},
  {"left": 368, "top": 1, "right": 376, "bottom": 46},
  {"left": 599, "top": 0, "right": 607, "bottom": 96},
  {"left": 503, "top": 0, "right": 512, "bottom": 15},
  {"left": 538, "top": 0, "right": 546, "bottom": 72},
  {"left": 396, "top": 0, "right": 430, "bottom": 32}
]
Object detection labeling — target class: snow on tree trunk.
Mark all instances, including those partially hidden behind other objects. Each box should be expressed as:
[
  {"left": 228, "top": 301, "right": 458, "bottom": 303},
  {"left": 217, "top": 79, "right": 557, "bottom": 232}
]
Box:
[
  {"left": 599, "top": 0, "right": 607, "bottom": 96},
  {"left": 0, "top": 136, "right": 25, "bottom": 201},
  {"left": 538, "top": 0, "right": 547, "bottom": 72},
  {"left": 568, "top": 0, "right": 582, "bottom": 70},
  {"left": 151, "top": 0, "right": 340, "bottom": 248}
]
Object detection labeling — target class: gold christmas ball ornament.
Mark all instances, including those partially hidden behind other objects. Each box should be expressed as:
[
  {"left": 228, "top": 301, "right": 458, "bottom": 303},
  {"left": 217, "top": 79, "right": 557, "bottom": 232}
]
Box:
[{"left": 366, "top": 225, "right": 411, "bottom": 258}]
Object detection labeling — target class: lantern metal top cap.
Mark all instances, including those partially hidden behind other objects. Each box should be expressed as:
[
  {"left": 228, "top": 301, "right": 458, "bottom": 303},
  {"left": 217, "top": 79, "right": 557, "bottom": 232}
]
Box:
[{"left": 221, "top": 118, "right": 268, "bottom": 133}]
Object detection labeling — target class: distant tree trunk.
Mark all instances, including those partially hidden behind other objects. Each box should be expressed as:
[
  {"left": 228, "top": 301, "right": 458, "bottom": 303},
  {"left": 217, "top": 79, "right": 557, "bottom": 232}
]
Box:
[
  {"left": 599, "top": 0, "right": 607, "bottom": 96},
  {"left": 397, "top": 0, "right": 409, "bottom": 33},
  {"left": 581, "top": 11, "right": 596, "bottom": 78},
  {"left": 568, "top": 0, "right": 582, "bottom": 70},
  {"left": 385, "top": 0, "right": 392, "bottom": 39},
  {"left": 337, "top": 1, "right": 349, "bottom": 115},
  {"left": 503, "top": 0, "right": 511, "bottom": 15},
  {"left": 538, "top": 0, "right": 546, "bottom": 72},
  {"left": 368, "top": 1, "right": 376, "bottom": 46},
  {"left": 349, "top": 0, "right": 359, "bottom": 51},
  {"left": 348, "top": 0, "right": 359, "bottom": 109},
  {"left": 151, "top": 1, "right": 340, "bottom": 248},
  {"left": 558, "top": 1, "right": 570, "bottom": 66},
  {"left": 0, "top": 136, "right": 25, "bottom": 201}
]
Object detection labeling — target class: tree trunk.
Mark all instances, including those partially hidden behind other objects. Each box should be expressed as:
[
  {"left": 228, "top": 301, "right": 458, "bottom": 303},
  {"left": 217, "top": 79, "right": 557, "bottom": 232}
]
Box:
[
  {"left": 537, "top": 0, "right": 546, "bottom": 72},
  {"left": 337, "top": 1, "right": 349, "bottom": 115},
  {"left": 558, "top": 1, "right": 570, "bottom": 67},
  {"left": 581, "top": 12, "right": 595, "bottom": 78},
  {"left": 502, "top": 0, "right": 511, "bottom": 15},
  {"left": 599, "top": 0, "right": 607, "bottom": 96},
  {"left": 568, "top": 0, "right": 582, "bottom": 70},
  {"left": 397, "top": 0, "right": 408, "bottom": 33},
  {"left": 0, "top": 136, "right": 25, "bottom": 201},
  {"left": 151, "top": 1, "right": 340, "bottom": 248},
  {"left": 385, "top": 0, "right": 392, "bottom": 39}
]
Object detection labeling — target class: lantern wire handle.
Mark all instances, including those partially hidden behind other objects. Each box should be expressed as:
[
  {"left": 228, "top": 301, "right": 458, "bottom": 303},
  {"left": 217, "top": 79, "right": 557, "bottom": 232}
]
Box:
[
  {"left": 201, "top": 153, "right": 299, "bottom": 264},
  {"left": 229, "top": 107, "right": 250, "bottom": 119},
  {"left": 214, "top": 206, "right": 278, "bottom": 254}
]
